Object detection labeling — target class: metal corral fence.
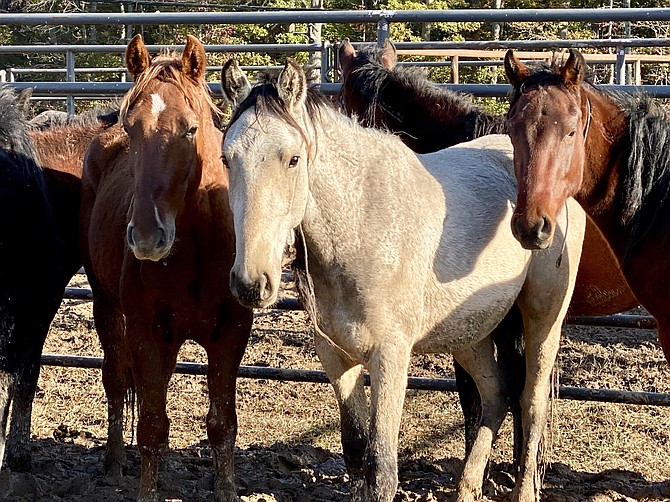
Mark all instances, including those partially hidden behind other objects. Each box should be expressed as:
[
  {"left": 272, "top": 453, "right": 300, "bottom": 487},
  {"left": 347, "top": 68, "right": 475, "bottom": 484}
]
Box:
[{"left": 2, "top": 8, "right": 670, "bottom": 407}]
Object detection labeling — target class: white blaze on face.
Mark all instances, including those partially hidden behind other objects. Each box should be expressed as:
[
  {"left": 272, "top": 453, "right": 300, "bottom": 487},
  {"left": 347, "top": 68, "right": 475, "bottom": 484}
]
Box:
[{"left": 151, "top": 93, "right": 166, "bottom": 118}]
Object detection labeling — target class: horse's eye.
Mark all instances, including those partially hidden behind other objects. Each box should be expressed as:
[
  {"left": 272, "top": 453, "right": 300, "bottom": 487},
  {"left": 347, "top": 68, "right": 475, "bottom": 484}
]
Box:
[
  {"left": 567, "top": 130, "right": 576, "bottom": 138},
  {"left": 221, "top": 154, "right": 229, "bottom": 169},
  {"left": 186, "top": 125, "right": 198, "bottom": 138},
  {"left": 288, "top": 155, "right": 300, "bottom": 168}
]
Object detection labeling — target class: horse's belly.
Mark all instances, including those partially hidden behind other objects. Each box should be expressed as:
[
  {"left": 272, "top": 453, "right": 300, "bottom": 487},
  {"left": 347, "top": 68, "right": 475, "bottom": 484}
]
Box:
[
  {"left": 415, "top": 239, "right": 530, "bottom": 353},
  {"left": 414, "top": 282, "right": 522, "bottom": 354}
]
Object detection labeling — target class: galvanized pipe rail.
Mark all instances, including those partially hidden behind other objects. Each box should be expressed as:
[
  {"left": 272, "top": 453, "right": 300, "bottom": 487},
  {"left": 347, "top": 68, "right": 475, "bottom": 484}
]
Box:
[
  {"left": 1, "top": 9, "right": 670, "bottom": 25},
  {"left": 62, "top": 286, "right": 656, "bottom": 329},
  {"left": 7, "top": 81, "right": 670, "bottom": 99},
  {"left": 40, "top": 353, "right": 670, "bottom": 407}
]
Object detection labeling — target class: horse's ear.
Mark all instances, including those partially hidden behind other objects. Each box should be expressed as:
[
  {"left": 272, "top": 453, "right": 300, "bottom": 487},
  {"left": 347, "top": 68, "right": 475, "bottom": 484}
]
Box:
[
  {"left": 182, "top": 34, "right": 207, "bottom": 83},
  {"left": 278, "top": 59, "right": 307, "bottom": 112},
  {"left": 220, "top": 59, "right": 251, "bottom": 109},
  {"left": 379, "top": 39, "right": 397, "bottom": 70},
  {"left": 504, "top": 50, "right": 529, "bottom": 88},
  {"left": 126, "top": 34, "right": 152, "bottom": 79},
  {"left": 16, "top": 88, "right": 32, "bottom": 117},
  {"left": 560, "top": 49, "right": 587, "bottom": 87},
  {"left": 338, "top": 38, "right": 357, "bottom": 75}
]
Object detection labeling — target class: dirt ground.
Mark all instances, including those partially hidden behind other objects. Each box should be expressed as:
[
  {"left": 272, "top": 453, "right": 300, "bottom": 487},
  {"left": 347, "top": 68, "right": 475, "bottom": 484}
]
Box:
[{"left": 1, "top": 273, "right": 669, "bottom": 502}]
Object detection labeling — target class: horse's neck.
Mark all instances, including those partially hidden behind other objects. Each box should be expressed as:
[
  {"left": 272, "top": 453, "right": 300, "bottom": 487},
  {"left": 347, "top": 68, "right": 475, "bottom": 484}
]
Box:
[
  {"left": 302, "top": 113, "right": 430, "bottom": 266},
  {"left": 576, "top": 87, "right": 631, "bottom": 258},
  {"left": 394, "top": 76, "right": 502, "bottom": 149}
]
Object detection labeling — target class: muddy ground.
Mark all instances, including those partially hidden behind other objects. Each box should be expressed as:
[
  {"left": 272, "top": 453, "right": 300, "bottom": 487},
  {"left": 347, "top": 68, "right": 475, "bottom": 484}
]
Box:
[{"left": 0, "top": 274, "right": 669, "bottom": 501}]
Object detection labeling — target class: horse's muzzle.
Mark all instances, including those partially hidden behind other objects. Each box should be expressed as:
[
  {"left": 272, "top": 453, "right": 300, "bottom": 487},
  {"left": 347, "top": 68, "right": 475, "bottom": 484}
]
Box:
[
  {"left": 127, "top": 223, "right": 172, "bottom": 261},
  {"left": 511, "top": 214, "right": 553, "bottom": 250},
  {"left": 230, "top": 269, "right": 274, "bottom": 308}
]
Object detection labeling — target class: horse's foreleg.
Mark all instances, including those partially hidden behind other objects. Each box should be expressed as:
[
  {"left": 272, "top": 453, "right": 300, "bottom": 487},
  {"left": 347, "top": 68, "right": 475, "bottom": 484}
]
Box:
[
  {"left": 6, "top": 303, "right": 58, "bottom": 472},
  {"left": 94, "top": 293, "right": 130, "bottom": 478},
  {"left": 453, "top": 336, "right": 508, "bottom": 502},
  {"left": 0, "top": 369, "right": 15, "bottom": 473},
  {"left": 129, "top": 323, "right": 178, "bottom": 502},
  {"left": 314, "top": 335, "right": 369, "bottom": 502},
  {"left": 514, "top": 201, "right": 583, "bottom": 502},
  {"left": 512, "top": 319, "right": 561, "bottom": 502},
  {"left": 205, "top": 309, "right": 252, "bottom": 502},
  {"left": 366, "top": 341, "right": 412, "bottom": 502},
  {"left": 6, "top": 353, "right": 40, "bottom": 473}
]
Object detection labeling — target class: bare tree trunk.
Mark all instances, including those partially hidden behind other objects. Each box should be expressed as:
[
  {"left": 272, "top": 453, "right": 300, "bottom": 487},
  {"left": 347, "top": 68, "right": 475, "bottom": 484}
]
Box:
[{"left": 492, "top": 0, "right": 502, "bottom": 83}]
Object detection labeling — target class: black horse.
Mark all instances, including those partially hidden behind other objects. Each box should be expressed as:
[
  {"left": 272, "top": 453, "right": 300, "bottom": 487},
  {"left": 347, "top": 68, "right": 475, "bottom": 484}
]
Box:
[
  {"left": 0, "top": 85, "right": 69, "bottom": 471},
  {"left": 0, "top": 86, "right": 115, "bottom": 472}
]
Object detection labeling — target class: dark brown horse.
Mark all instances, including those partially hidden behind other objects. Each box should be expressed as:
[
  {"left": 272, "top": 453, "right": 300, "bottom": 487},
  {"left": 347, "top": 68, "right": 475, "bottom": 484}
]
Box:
[
  {"left": 1, "top": 92, "right": 117, "bottom": 473},
  {"left": 80, "top": 34, "right": 252, "bottom": 502},
  {"left": 338, "top": 39, "right": 506, "bottom": 153},
  {"left": 504, "top": 48, "right": 670, "bottom": 366}
]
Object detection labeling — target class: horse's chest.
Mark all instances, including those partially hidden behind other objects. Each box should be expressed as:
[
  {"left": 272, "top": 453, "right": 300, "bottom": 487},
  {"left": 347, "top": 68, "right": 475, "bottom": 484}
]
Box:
[{"left": 121, "top": 245, "right": 233, "bottom": 332}]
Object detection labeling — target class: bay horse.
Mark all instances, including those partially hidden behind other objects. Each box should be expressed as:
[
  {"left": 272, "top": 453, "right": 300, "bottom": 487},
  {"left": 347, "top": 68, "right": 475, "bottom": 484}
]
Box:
[
  {"left": 80, "top": 35, "right": 252, "bottom": 502},
  {"left": 222, "top": 60, "right": 585, "bottom": 502},
  {"left": 0, "top": 86, "right": 66, "bottom": 474},
  {"left": 504, "top": 49, "right": 670, "bottom": 370}
]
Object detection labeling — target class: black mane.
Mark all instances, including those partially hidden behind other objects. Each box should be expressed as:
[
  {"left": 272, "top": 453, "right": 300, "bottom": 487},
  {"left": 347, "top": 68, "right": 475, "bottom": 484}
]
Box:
[
  {"left": 615, "top": 91, "right": 670, "bottom": 252},
  {"left": 228, "top": 77, "right": 330, "bottom": 130},
  {"left": 339, "top": 43, "right": 506, "bottom": 153},
  {"left": 0, "top": 86, "right": 47, "bottom": 196}
]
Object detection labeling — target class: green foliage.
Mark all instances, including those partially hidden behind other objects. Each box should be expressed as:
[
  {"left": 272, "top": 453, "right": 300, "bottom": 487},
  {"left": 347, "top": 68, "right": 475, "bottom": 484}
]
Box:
[{"left": 0, "top": 0, "right": 668, "bottom": 92}]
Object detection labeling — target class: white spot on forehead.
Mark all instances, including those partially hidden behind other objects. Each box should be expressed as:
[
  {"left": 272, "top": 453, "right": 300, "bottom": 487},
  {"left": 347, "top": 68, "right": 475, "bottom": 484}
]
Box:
[{"left": 151, "top": 93, "right": 166, "bottom": 118}]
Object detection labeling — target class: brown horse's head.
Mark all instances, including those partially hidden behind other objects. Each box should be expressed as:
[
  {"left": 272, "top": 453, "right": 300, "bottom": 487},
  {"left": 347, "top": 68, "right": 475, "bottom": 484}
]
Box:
[
  {"left": 505, "top": 49, "right": 589, "bottom": 250},
  {"left": 338, "top": 38, "right": 397, "bottom": 127},
  {"left": 120, "top": 34, "right": 216, "bottom": 261}
]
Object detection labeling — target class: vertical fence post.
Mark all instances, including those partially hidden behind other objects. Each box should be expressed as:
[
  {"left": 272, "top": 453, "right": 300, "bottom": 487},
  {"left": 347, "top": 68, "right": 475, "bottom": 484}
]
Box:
[
  {"left": 450, "top": 55, "right": 459, "bottom": 84},
  {"left": 377, "top": 18, "right": 390, "bottom": 47},
  {"left": 307, "top": 0, "right": 323, "bottom": 84},
  {"left": 65, "top": 49, "right": 75, "bottom": 114},
  {"left": 615, "top": 44, "right": 626, "bottom": 85},
  {"left": 321, "top": 40, "right": 332, "bottom": 84}
]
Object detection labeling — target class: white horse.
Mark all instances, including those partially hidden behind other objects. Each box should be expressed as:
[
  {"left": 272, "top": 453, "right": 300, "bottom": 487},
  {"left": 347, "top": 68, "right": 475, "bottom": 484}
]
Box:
[{"left": 221, "top": 60, "right": 585, "bottom": 502}]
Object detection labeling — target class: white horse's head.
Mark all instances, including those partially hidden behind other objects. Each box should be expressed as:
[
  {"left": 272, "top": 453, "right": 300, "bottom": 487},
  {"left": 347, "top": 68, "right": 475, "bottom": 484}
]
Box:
[{"left": 222, "top": 60, "right": 312, "bottom": 308}]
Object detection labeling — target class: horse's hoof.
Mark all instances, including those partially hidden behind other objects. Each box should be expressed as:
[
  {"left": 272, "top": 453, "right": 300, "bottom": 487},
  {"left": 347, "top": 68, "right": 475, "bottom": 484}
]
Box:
[{"left": 455, "top": 485, "right": 482, "bottom": 502}]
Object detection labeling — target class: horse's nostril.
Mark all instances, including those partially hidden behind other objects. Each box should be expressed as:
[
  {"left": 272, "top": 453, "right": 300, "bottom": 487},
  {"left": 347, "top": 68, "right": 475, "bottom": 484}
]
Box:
[
  {"left": 126, "top": 224, "right": 135, "bottom": 248},
  {"left": 539, "top": 216, "right": 553, "bottom": 239},
  {"left": 156, "top": 228, "right": 167, "bottom": 248},
  {"left": 259, "top": 273, "right": 272, "bottom": 301}
]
